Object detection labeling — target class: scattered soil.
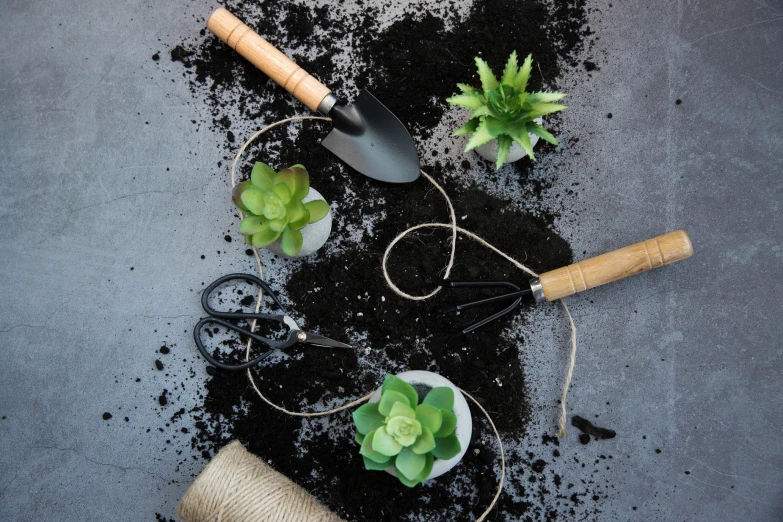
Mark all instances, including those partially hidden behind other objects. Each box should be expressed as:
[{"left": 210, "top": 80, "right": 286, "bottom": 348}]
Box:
[
  {"left": 158, "top": 0, "right": 605, "bottom": 519},
  {"left": 571, "top": 415, "right": 617, "bottom": 441}
]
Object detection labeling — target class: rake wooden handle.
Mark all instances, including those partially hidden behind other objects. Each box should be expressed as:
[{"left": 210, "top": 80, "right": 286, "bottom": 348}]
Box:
[
  {"left": 535, "top": 230, "right": 693, "bottom": 302},
  {"left": 207, "top": 7, "right": 331, "bottom": 112}
]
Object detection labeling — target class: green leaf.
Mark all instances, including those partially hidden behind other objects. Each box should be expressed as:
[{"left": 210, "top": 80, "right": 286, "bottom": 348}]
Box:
[
  {"left": 501, "top": 50, "right": 519, "bottom": 86},
  {"left": 470, "top": 106, "right": 492, "bottom": 119},
  {"left": 464, "top": 120, "right": 496, "bottom": 151},
  {"left": 286, "top": 199, "right": 307, "bottom": 225},
  {"left": 250, "top": 227, "right": 281, "bottom": 248},
  {"left": 289, "top": 165, "right": 310, "bottom": 201},
  {"left": 474, "top": 56, "right": 499, "bottom": 92},
  {"left": 353, "top": 402, "right": 386, "bottom": 435},
  {"left": 486, "top": 90, "right": 504, "bottom": 111},
  {"left": 239, "top": 215, "right": 268, "bottom": 236},
  {"left": 396, "top": 448, "right": 426, "bottom": 481},
  {"left": 452, "top": 118, "right": 480, "bottom": 137},
  {"left": 495, "top": 134, "right": 512, "bottom": 170},
  {"left": 446, "top": 93, "right": 484, "bottom": 110},
  {"left": 508, "top": 125, "right": 535, "bottom": 160},
  {"left": 528, "top": 103, "right": 568, "bottom": 117},
  {"left": 431, "top": 432, "right": 461, "bottom": 460},
  {"left": 304, "top": 200, "right": 329, "bottom": 223},
  {"left": 388, "top": 401, "right": 416, "bottom": 420},
  {"left": 268, "top": 216, "right": 289, "bottom": 232},
  {"left": 415, "top": 452, "right": 434, "bottom": 482},
  {"left": 411, "top": 426, "right": 435, "bottom": 455},
  {"left": 289, "top": 209, "right": 310, "bottom": 230},
  {"left": 273, "top": 168, "right": 297, "bottom": 195},
  {"left": 382, "top": 375, "right": 419, "bottom": 408},
  {"left": 273, "top": 183, "right": 291, "bottom": 205},
  {"left": 378, "top": 390, "right": 409, "bottom": 416},
  {"left": 527, "top": 91, "right": 567, "bottom": 103},
  {"left": 280, "top": 227, "right": 302, "bottom": 256},
  {"left": 355, "top": 432, "right": 365, "bottom": 445},
  {"left": 527, "top": 122, "right": 559, "bottom": 145},
  {"left": 514, "top": 53, "right": 533, "bottom": 93},
  {"left": 396, "top": 473, "right": 419, "bottom": 488},
  {"left": 250, "top": 162, "right": 275, "bottom": 191},
  {"left": 414, "top": 404, "right": 442, "bottom": 434},
  {"left": 232, "top": 181, "right": 254, "bottom": 212},
  {"left": 363, "top": 455, "right": 394, "bottom": 471},
  {"left": 240, "top": 187, "right": 266, "bottom": 215},
  {"left": 423, "top": 387, "right": 454, "bottom": 411},
  {"left": 434, "top": 409, "right": 457, "bottom": 438},
  {"left": 372, "top": 426, "right": 403, "bottom": 457},
  {"left": 360, "top": 430, "right": 391, "bottom": 464},
  {"left": 456, "top": 83, "right": 476, "bottom": 93}
]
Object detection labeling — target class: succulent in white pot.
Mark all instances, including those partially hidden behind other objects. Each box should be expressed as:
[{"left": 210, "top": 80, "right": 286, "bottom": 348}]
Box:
[
  {"left": 447, "top": 51, "right": 567, "bottom": 169},
  {"left": 232, "top": 162, "right": 331, "bottom": 257},
  {"left": 352, "top": 371, "right": 472, "bottom": 487}
]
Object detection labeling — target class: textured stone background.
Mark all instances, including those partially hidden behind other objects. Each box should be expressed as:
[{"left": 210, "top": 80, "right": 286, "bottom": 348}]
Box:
[{"left": 1, "top": 0, "right": 781, "bottom": 520}]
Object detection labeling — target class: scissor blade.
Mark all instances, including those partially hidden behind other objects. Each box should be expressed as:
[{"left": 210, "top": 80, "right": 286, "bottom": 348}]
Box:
[{"left": 306, "top": 333, "right": 352, "bottom": 349}]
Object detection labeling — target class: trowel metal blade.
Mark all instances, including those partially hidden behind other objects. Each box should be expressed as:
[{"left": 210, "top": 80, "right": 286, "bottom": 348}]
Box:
[{"left": 321, "top": 90, "right": 420, "bottom": 183}]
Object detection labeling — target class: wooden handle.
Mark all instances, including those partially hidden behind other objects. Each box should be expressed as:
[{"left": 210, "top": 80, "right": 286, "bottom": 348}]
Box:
[
  {"left": 537, "top": 230, "right": 693, "bottom": 302},
  {"left": 206, "top": 8, "right": 331, "bottom": 112}
]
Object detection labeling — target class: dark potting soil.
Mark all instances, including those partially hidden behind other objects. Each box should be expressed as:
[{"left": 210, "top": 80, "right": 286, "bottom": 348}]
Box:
[
  {"left": 571, "top": 415, "right": 617, "bottom": 441},
  {"left": 158, "top": 0, "right": 606, "bottom": 520}
]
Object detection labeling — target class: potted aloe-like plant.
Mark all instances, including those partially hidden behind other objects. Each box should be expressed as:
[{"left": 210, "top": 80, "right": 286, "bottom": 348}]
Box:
[
  {"left": 233, "top": 162, "right": 332, "bottom": 257},
  {"left": 447, "top": 51, "right": 567, "bottom": 169},
  {"left": 352, "top": 371, "right": 471, "bottom": 487}
]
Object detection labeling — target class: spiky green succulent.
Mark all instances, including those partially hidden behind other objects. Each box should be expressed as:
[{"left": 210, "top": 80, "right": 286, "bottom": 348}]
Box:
[
  {"left": 447, "top": 51, "right": 567, "bottom": 169},
  {"left": 352, "top": 374, "right": 461, "bottom": 487},
  {"left": 232, "top": 162, "right": 330, "bottom": 256}
]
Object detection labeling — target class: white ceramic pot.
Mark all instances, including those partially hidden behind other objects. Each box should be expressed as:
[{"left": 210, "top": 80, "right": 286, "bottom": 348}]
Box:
[
  {"left": 369, "top": 370, "right": 472, "bottom": 481},
  {"left": 474, "top": 117, "right": 543, "bottom": 166},
  {"left": 266, "top": 187, "right": 332, "bottom": 258}
]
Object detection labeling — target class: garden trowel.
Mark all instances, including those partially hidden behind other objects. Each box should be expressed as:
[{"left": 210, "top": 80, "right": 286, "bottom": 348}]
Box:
[{"left": 207, "top": 8, "right": 420, "bottom": 183}]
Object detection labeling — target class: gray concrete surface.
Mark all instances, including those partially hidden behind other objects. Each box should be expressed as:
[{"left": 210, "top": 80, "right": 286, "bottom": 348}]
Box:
[{"left": 1, "top": 0, "right": 781, "bottom": 520}]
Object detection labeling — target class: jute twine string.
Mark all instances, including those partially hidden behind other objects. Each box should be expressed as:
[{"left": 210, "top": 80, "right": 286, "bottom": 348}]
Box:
[
  {"left": 178, "top": 440, "right": 346, "bottom": 522},
  {"left": 218, "top": 115, "right": 578, "bottom": 521}
]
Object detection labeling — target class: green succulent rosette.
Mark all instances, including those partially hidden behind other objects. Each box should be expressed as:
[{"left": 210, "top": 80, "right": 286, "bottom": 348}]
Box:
[
  {"left": 352, "top": 374, "right": 462, "bottom": 487},
  {"left": 447, "top": 51, "right": 567, "bottom": 170},
  {"left": 232, "top": 162, "right": 330, "bottom": 256}
]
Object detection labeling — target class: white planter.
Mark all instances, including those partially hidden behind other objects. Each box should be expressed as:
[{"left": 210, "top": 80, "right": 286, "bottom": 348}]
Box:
[
  {"left": 474, "top": 117, "right": 542, "bottom": 166},
  {"left": 266, "top": 187, "right": 332, "bottom": 258},
  {"left": 369, "top": 370, "right": 472, "bottom": 481}
]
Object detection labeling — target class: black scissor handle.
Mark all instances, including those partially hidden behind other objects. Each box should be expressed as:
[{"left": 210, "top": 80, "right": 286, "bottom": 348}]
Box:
[
  {"left": 201, "top": 273, "right": 288, "bottom": 317},
  {"left": 194, "top": 273, "right": 297, "bottom": 371},
  {"left": 194, "top": 317, "right": 294, "bottom": 371}
]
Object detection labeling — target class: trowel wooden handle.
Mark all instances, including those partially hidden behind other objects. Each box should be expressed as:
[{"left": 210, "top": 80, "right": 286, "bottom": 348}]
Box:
[
  {"left": 207, "top": 8, "right": 331, "bottom": 112},
  {"left": 535, "top": 230, "right": 693, "bottom": 302}
]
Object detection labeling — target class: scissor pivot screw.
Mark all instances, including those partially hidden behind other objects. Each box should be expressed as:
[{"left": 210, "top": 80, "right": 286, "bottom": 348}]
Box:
[{"left": 295, "top": 331, "right": 307, "bottom": 343}]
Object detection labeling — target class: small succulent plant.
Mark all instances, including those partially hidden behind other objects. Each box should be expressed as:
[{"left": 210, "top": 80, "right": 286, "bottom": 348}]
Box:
[
  {"left": 232, "top": 162, "right": 330, "bottom": 256},
  {"left": 352, "top": 374, "right": 461, "bottom": 487},
  {"left": 446, "top": 51, "right": 567, "bottom": 169}
]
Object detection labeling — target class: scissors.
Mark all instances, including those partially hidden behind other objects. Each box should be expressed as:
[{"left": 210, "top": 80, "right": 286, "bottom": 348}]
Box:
[{"left": 193, "top": 273, "right": 351, "bottom": 371}]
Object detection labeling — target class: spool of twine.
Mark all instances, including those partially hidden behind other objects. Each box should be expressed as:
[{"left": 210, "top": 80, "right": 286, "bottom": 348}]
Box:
[{"left": 178, "top": 441, "right": 346, "bottom": 522}]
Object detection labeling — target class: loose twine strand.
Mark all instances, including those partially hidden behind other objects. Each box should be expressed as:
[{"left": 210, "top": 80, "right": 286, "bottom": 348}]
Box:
[{"left": 225, "top": 115, "right": 578, "bottom": 521}]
